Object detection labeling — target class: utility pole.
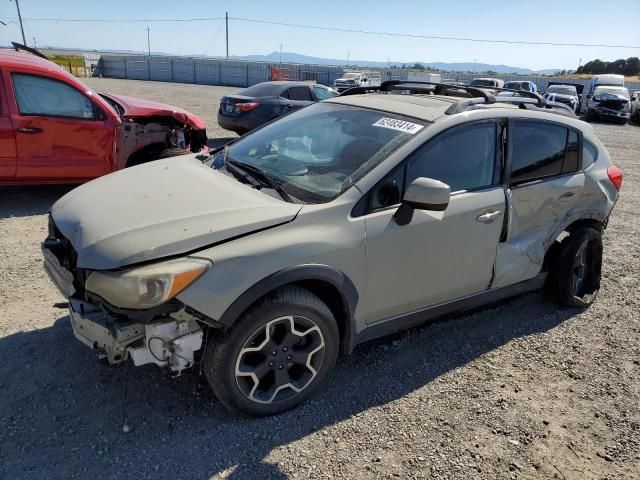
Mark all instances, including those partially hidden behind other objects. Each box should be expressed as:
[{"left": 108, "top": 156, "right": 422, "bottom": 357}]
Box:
[
  {"left": 32, "top": 36, "right": 36, "bottom": 49},
  {"left": 346, "top": 51, "right": 350, "bottom": 67},
  {"left": 279, "top": 43, "right": 282, "bottom": 66},
  {"left": 146, "top": 25, "right": 151, "bottom": 56},
  {"left": 225, "top": 12, "right": 229, "bottom": 59},
  {"left": 473, "top": 58, "right": 477, "bottom": 73},
  {"left": 11, "top": 0, "right": 27, "bottom": 45}
]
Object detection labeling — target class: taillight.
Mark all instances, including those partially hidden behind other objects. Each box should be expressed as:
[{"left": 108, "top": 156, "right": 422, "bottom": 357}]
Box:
[
  {"left": 235, "top": 102, "right": 260, "bottom": 112},
  {"left": 607, "top": 166, "right": 623, "bottom": 191}
]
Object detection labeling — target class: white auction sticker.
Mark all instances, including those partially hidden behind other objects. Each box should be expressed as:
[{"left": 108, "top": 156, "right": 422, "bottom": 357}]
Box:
[{"left": 372, "top": 117, "right": 424, "bottom": 134}]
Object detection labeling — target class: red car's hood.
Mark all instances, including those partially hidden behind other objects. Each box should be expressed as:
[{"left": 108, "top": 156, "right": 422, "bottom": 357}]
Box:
[{"left": 100, "top": 93, "right": 206, "bottom": 130}]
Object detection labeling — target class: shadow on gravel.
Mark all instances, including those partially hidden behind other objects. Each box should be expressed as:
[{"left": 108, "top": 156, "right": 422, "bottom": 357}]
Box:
[
  {"left": 0, "top": 185, "right": 75, "bottom": 219},
  {"left": 0, "top": 292, "right": 580, "bottom": 479}
]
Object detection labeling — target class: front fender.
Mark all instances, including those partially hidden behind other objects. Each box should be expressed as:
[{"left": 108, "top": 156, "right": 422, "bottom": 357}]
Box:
[{"left": 217, "top": 264, "right": 358, "bottom": 329}]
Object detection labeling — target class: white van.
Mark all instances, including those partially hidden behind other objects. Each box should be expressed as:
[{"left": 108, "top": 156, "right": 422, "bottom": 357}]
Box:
[
  {"left": 580, "top": 74, "right": 624, "bottom": 112},
  {"left": 333, "top": 71, "right": 382, "bottom": 92}
]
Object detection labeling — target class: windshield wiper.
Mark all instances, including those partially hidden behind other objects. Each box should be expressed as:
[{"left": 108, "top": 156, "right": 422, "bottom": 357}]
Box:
[{"left": 226, "top": 159, "right": 295, "bottom": 203}]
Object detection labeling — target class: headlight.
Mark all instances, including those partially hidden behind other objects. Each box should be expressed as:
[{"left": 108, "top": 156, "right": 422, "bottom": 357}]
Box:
[
  {"left": 588, "top": 100, "right": 598, "bottom": 108},
  {"left": 86, "top": 257, "right": 211, "bottom": 309}
]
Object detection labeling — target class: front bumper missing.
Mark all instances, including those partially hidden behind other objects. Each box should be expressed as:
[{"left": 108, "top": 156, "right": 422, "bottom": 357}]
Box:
[
  {"left": 69, "top": 298, "right": 203, "bottom": 372},
  {"left": 69, "top": 298, "right": 145, "bottom": 364}
]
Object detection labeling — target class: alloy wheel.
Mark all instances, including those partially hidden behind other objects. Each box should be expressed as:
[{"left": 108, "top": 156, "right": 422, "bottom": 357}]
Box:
[{"left": 234, "top": 315, "right": 325, "bottom": 404}]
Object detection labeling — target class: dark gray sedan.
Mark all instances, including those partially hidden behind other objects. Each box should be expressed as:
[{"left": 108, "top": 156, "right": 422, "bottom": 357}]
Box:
[{"left": 217, "top": 81, "right": 338, "bottom": 135}]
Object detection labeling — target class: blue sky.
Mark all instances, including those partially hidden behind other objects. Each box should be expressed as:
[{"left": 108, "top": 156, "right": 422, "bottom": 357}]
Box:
[{"left": 1, "top": 0, "right": 639, "bottom": 70}]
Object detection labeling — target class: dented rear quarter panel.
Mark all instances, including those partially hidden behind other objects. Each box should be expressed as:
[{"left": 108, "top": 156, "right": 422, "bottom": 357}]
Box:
[{"left": 492, "top": 120, "right": 618, "bottom": 288}]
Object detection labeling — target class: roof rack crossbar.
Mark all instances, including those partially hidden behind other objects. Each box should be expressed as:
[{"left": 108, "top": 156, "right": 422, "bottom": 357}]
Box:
[
  {"left": 338, "top": 80, "right": 575, "bottom": 117},
  {"left": 380, "top": 80, "right": 496, "bottom": 103}
]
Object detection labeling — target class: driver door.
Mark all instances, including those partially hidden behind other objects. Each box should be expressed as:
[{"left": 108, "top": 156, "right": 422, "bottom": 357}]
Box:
[{"left": 361, "top": 121, "right": 505, "bottom": 324}]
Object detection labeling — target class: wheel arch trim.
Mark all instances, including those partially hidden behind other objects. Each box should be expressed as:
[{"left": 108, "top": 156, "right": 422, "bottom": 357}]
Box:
[{"left": 217, "top": 264, "right": 359, "bottom": 352}]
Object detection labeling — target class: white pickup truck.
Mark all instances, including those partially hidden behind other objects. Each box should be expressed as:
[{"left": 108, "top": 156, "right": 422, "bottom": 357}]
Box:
[{"left": 333, "top": 71, "right": 382, "bottom": 92}]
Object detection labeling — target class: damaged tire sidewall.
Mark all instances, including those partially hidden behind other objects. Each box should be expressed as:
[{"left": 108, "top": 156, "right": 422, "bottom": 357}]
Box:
[{"left": 553, "top": 227, "right": 603, "bottom": 307}]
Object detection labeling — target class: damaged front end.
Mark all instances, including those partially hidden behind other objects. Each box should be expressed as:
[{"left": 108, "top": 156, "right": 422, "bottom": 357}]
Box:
[
  {"left": 42, "top": 218, "right": 213, "bottom": 374},
  {"left": 117, "top": 116, "right": 208, "bottom": 169}
]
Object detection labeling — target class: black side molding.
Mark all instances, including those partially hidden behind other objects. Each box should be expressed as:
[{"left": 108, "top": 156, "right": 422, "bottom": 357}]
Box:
[{"left": 355, "top": 273, "right": 547, "bottom": 346}]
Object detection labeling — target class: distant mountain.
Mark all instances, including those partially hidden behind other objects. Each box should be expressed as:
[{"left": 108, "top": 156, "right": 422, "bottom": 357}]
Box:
[{"left": 232, "top": 51, "right": 562, "bottom": 75}]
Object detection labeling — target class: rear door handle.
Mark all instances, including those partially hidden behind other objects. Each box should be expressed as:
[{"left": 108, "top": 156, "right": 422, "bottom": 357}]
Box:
[
  {"left": 17, "top": 127, "right": 43, "bottom": 134},
  {"left": 476, "top": 210, "right": 502, "bottom": 223}
]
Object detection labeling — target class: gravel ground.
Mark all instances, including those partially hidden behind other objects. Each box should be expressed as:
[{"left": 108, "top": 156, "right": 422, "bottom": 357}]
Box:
[{"left": 1, "top": 79, "right": 639, "bottom": 480}]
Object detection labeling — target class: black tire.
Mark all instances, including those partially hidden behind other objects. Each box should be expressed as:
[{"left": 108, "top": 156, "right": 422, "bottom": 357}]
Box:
[
  {"left": 547, "top": 227, "right": 602, "bottom": 307},
  {"left": 203, "top": 286, "right": 339, "bottom": 416},
  {"left": 156, "top": 147, "right": 191, "bottom": 159}
]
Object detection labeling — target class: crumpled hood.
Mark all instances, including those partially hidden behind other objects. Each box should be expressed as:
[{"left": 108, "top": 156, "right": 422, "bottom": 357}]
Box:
[
  {"left": 100, "top": 93, "right": 207, "bottom": 130},
  {"left": 593, "top": 92, "right": 629, "bottom": 103},
  {"left": 50, "top": 156, "right": 301, "bottom": 270}
]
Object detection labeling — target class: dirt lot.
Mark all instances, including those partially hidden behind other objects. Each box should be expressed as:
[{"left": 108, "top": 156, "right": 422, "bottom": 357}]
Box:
[{"left": 1, "top": 79, "right": 639, "bottom": 480}]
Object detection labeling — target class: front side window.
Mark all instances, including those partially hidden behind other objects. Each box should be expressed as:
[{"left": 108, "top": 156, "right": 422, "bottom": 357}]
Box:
[
  {"left": 221, "top": 103, "right": 426, "bottom": 202},
  {"left": 510, "top": 121, "right": 569, "bottom": 184},
  {"left": 406, "top": 122, "right": 497, "bottom": 192},
  {"left": 12, "top": 73, "right": 95, "bottom": 119},
  {"left": 312, "top": 85, "right": 337, "bottom": 101}
]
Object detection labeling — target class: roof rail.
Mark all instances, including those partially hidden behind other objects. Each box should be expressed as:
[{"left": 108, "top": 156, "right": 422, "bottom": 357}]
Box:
[
  {"left": 339, "top": 80, "right": 497, "bottom": 103},
  {"left": 338, "top": 80, "right": 576, "bottom": 118}
]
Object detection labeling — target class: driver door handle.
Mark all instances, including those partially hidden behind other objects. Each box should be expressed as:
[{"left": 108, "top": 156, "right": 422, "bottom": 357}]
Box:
[
  {"left": 476, "top": 210, "right": 502, "bottom": 223},
  {"left": 17, "top": 127, "right": 43, "bottom": 134}
]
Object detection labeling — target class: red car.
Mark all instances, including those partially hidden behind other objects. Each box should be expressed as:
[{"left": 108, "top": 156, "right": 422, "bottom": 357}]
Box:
[{"left": 0, "top": 49, "right": 207, "bottom": 185}]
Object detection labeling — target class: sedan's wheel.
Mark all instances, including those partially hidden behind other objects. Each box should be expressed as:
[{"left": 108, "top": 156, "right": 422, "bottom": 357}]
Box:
[
  {"left": 547, "top": 227, "right": 603, "bottom": 307},
  {"left": 203, "top": 286, "right": 339, "bottom": 416}
]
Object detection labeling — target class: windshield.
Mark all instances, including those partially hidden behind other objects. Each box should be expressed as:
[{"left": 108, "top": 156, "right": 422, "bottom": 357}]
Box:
[
  {"left": 505, "top": 82, "right": 526, "bottom": 90},
  {"left": 470, "top": 79, "right": 496, "bottom": 87},
  {"left": 218, "top": 103, "right": 426, "bottom": 203},
  {"left": 341, "top": 73, "right": 360, "bottom": 80},
  {"left": 547, "top": 86, "right": 576, "bottom": 96},
  {"left": 594, "top": 87, "right": 630, "bottom": 98}
]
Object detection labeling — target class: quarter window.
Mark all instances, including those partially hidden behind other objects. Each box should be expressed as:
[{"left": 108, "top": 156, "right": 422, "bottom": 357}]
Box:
[
  {"left": 12, "top": 73, "right": 96, "bottom": 119},
  {"left": 510, "top": 121, "right": 569, "bottom": 183},
  {"left": 583, "top": 141, "right": 598, "bottom": 169},
  {"left": 406, "top": 122, "right": 497, "bottom": 192}
]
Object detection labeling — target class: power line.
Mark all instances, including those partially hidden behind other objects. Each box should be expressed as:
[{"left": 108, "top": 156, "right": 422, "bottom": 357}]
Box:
[
  {"left": 0, "top": 16, "right": 224, "bottom": 23},
  {"left": 228, "top": 16, "right": 640, "bottom": 49},
  {"left": 2, "top": 14, "right": 638, "bottom": 49}
]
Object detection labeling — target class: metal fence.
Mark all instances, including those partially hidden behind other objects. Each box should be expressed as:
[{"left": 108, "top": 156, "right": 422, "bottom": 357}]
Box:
[{"left": 91, "top": 53, "right": 640, "bottom": 92}]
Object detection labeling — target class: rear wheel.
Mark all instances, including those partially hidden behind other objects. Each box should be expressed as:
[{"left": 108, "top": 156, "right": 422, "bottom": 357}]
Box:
[
  {"left": 547, "top": 227, "right": 603, "bottom": 307},
  {"left": 203, "top": 286, "right": 339, "bottom": 416}
]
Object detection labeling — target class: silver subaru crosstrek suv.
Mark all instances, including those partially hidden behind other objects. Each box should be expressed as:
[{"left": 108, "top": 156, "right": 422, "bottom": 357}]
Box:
[{"left": 43, "top": 84, "right": 622, "bottom": 416}]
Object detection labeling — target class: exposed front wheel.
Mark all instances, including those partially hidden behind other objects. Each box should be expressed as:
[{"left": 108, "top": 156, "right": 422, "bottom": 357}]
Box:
[
  {"left": 547, "top": 227, "right": 603, "bottom": 307},
  {"left": 203, "top": 286, "right": 339, "bottom": 416}
]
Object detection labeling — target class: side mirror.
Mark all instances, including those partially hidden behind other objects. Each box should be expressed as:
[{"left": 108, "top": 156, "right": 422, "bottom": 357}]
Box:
[{"left": 394, "top": 177, "right": 451, "bottom": 225}]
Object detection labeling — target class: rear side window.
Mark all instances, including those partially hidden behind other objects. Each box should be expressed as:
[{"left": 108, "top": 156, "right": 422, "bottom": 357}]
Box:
[
  {"left": 510, "top": 121, "right": 569, "bottom": 184},
  {"left": 12, "top": 73, "right": 95, "bottom": 119},
  {"left": 406, "top": 122, "right": 496, "bottom": 192},
  {"left": 583, "top": 141, "right": 598, "bottom": 169},
  {"left": 287, "top": 86, "right": 313, "bottom": 101}
]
